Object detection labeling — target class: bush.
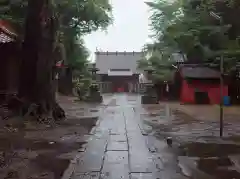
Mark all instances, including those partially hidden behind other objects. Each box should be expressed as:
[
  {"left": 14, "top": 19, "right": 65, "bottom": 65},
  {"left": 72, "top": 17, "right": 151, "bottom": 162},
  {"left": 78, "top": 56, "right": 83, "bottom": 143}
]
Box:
[{"left": 74, "top": 77, "right": 92, "bottom": 100}]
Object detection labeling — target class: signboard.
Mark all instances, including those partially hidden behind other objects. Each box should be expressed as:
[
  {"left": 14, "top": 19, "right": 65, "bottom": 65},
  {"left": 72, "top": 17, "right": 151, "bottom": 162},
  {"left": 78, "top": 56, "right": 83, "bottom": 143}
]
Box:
[{"left": 107, "top": 70, "right": 133, "bottom": 76}]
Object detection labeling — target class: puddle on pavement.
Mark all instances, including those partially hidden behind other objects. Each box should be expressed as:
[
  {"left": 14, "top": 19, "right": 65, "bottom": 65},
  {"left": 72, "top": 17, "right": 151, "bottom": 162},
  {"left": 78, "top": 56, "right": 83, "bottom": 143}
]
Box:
[
  {"left": 172, "top": 110, "right": 198, "bottom": 122},
  {"left": 142, "top": 110, "right": 198, "bottom": 133},
  {"left": 140, "top": 104, "right": 240, "bottom": 179},
  {"left": 180, "top": 142, "right": 240, "bottom": 157},
  {"left": 61, "top": 116, "right": 98, "bottom": 131},
  {"left": 143, "top": 107, "right": 196, "bottom": 124},
  {"left": 179, "top": 142, "right": 240, "bottom": 179},
  {"left": 223, "top": 136, "right": 240, "bottom": 143}
]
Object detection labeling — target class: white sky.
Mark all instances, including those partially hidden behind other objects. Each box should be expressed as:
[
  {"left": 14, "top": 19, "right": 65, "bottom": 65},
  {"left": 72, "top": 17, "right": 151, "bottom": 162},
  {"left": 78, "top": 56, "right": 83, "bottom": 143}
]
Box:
[{"left": 83, "top": 0, "right": 152, "bottom": 61}]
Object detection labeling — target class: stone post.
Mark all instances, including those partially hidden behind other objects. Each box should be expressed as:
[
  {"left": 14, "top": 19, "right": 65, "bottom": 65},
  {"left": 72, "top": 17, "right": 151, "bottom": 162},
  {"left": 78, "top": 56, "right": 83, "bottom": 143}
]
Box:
[
  {"left": 85, "top": 63, "right": 103, "bottom": 102},
  {"left": 141, "top": 68, "right": 158, "bottom": 104}
]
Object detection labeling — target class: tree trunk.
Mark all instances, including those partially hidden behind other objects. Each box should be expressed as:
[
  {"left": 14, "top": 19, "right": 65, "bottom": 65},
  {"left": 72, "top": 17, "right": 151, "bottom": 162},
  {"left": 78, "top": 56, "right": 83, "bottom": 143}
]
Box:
[
  {"left": 58, "top": 68, "right": 73, "bottom": 95},
  {"left": 18, "top": 0, "right": 65, "bottom": 120}
]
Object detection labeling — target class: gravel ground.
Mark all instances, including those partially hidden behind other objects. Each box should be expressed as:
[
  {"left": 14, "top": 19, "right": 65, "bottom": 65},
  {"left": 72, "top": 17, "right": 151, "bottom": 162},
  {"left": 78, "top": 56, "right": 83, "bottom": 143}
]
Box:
[{"left": 0, "top": 96, "right": 102, "bottom": 179}]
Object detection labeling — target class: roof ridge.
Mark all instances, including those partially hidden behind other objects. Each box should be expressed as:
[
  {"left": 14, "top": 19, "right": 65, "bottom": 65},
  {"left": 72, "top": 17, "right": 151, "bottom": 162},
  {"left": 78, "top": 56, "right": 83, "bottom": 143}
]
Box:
[
  {"left": 95, "top": 51, "right": 144, "bottom": 54},
  {"left": 0, "top": 20, "right": 17, "bottom": 37}
]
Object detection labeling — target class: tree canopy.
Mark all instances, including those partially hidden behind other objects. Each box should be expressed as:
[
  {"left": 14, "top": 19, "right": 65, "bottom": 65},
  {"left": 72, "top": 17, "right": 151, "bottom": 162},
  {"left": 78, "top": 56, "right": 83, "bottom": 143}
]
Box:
[
  {"left": 0, "top": 0, "right": 113, "bottom": 120},
  {"left": 138, "top": 50, "right": 174, "bottom": 82},
  {"left": 140, "top": 0, "right": 240, "bottom": 75},
  {"left": 0, "top": 0, "right": 113, "bottom": 71}
]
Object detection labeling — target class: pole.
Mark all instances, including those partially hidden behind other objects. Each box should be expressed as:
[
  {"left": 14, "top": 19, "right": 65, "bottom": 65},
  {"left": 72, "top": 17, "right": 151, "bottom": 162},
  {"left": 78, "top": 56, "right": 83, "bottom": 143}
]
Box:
[
  {"left": 210, "top": 11, "right": 224, "bottom": 137},
  {"left": 220, "top": 53, "right": 224, "bottom": 137},
  {"left": 219, "top": 17, "right": 224, "bottom": 137}
]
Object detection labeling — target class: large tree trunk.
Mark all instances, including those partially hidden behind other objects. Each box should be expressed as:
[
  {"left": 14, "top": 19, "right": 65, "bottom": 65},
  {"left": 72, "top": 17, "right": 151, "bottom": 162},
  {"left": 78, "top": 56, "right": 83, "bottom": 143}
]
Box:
[
  {"left": 18, "top": 0, "right": 65, "bottom": 120},
  {"left": 58, "top": 68, "right": 74, "bottom": 95}
]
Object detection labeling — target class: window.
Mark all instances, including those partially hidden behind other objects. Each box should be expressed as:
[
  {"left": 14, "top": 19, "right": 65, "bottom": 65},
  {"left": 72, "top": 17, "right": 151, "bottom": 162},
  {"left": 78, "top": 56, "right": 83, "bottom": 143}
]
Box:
[{"left": 110, "top": 69, "right": 130, "bottom": 72}]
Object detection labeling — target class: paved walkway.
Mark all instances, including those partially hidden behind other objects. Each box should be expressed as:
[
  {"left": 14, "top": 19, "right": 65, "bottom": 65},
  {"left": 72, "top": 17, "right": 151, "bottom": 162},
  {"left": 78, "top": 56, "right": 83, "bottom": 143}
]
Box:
[{"left": 63, "top": 94, "right": 187, "bottom": 179}]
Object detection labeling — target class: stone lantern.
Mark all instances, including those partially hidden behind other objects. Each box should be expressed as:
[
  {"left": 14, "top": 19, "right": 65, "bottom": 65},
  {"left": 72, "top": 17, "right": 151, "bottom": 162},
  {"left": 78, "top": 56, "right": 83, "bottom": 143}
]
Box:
[
  {"left": 145, "top": 67, "right": 154, "bottom": 82},
  {"left": 141, "top": 67, "right": 158, "bottom": 104},
  {"left": 85, "top": 63, "right": 102, "bottom": 103},
  {"left": 90, "top": 63, "right": 98, "bottom": 81}
]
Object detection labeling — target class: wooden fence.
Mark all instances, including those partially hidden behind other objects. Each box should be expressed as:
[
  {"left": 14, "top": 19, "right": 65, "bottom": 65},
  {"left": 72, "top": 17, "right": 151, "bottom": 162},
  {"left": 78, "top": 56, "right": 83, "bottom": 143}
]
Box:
[
  {"left": 97, "top": 82, "right": 147, "bottom": 94},
  {"left": 129, "top": 83, "right": 146, "bottom": 94},
  {"left": 97, "top": 82, "right": 113, "bottom": 93}
]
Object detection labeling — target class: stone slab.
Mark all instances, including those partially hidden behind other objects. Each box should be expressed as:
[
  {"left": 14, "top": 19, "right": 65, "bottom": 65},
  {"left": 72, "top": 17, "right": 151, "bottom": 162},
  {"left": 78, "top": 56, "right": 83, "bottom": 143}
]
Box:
[
  {"left": 110, "top": 134, "right": 127, "bottom": 142},
  {"left": 130, "top": 173, "right": 154, "bottom": 179},
  {"left": 127, "top": 132, "right": 157, "bottom": 173},
  {"left": 71, "top": 172, "right": 100, "bottom": 179},
  {"left": 101, "top": 151, "right": 129, "bottom": 179},
  {"left": 128, "top": 142, "right": 157, "bottom": 172},
  {"left": 75, "top": 137, "right": 108, "bottom": 172},
  {"left": 107, "top": 141, "right": 128, "bottom": 151}
]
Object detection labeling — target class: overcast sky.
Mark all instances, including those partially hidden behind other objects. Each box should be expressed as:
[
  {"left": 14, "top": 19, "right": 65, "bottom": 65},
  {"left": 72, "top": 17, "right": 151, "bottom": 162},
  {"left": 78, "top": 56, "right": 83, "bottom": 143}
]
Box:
[{"left": 84, "top": 0, "right": 152, "bottom": 61}]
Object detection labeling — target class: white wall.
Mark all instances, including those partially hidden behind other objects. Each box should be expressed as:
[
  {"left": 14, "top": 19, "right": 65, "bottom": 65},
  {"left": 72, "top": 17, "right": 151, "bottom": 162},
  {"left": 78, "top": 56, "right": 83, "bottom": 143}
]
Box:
[{"left": 95, "top": 52, "right": 145, "bottom": 74}]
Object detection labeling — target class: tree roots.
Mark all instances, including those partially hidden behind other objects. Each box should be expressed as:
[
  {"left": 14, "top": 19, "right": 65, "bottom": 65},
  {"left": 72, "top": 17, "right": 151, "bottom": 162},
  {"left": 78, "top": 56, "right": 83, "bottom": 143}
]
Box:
[{"left": 5, "top": 96, "right": 65, "bottom": 122}]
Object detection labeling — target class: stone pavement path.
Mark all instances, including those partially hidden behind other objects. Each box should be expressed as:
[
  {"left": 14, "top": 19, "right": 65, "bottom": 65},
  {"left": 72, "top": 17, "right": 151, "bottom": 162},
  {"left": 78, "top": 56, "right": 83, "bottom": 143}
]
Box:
[{"left": 64, "top": 94, "right": 188, "bottom": 179}]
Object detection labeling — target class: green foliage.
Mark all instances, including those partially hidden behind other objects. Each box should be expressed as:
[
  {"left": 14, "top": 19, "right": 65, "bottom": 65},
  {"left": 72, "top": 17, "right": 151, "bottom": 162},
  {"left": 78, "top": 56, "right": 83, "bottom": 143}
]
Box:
[
  {"left": 56, "top": 0, "right": 113, "bottom": 71},
  {"left": 74, "top": 77, "right": 92, "bottom": 99},
  {"left": 145, "top": 0, "right": 240, "bottom": 72},
  {"left": 138, "top": 51, "right": 174, "bottom": 81},
  {"left": 0, "top": 0, "right": 112, "bottom": 71},
  {"left": 64, "top": 37, "right": 89, "bottom": 71},
  {"left": 0, "top": 0, "right": 27, "bottom": 34}
]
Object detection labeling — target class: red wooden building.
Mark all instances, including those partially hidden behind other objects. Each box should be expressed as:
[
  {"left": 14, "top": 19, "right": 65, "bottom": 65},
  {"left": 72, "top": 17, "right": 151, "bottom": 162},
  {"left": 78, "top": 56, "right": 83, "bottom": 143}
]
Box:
[
  {"left": 0, "top": 20, "right": 19, "bottom": 102},
  {"left": 179, "top": 64, "right": 228, "bottom": 104}
]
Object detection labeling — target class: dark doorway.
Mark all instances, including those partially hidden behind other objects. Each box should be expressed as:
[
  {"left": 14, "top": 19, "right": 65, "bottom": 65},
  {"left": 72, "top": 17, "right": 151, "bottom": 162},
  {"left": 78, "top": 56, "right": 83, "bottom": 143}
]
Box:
[{"left": 195, "top": 90, "right": 210, "bottom": 104}]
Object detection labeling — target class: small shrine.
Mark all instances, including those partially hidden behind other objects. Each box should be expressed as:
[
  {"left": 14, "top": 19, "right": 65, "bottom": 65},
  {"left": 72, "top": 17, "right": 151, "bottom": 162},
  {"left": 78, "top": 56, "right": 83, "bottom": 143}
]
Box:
[{"left": 0, "top": 20, "right": 19, "bottom": 102}]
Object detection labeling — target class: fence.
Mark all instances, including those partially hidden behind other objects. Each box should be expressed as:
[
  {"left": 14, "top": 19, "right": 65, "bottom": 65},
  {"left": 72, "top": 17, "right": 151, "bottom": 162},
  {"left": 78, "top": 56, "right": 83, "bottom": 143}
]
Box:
[
  {"left": 96, "top": 82, "right": 146, "bottom": 94},
  {"left": 96, "top": 82, "right": 149, "bottom": 94},
  {"left": 97, "top": 82, "right": 113, "bottom": 93},
  {"left": 129, "top": 83, "right": 146, "bottom": 94}
]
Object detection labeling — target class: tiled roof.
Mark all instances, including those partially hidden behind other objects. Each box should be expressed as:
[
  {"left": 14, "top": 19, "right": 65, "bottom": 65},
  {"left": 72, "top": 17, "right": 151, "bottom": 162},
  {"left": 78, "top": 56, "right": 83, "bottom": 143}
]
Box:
[
  {"left": 180, "top": 64, "right": 220, "bottom": 79},
  {"left": 95, "top": 51, "right": 144, "bottom": 74},
  {"left": 0, "top": 31, "right": 14, "bottom": 43},
  {"left": 0, "top": 20, "right": 17, "bottom": 43},
  {"left": 0, "top": 20, "right": 17, "bottom": 35}
]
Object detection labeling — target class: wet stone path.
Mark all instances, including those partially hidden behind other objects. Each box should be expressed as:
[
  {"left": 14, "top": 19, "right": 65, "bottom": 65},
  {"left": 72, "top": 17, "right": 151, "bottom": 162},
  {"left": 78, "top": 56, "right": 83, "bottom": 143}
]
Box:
[{"left": 66, "top": 94, "right": 188, "bottom": 179}]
